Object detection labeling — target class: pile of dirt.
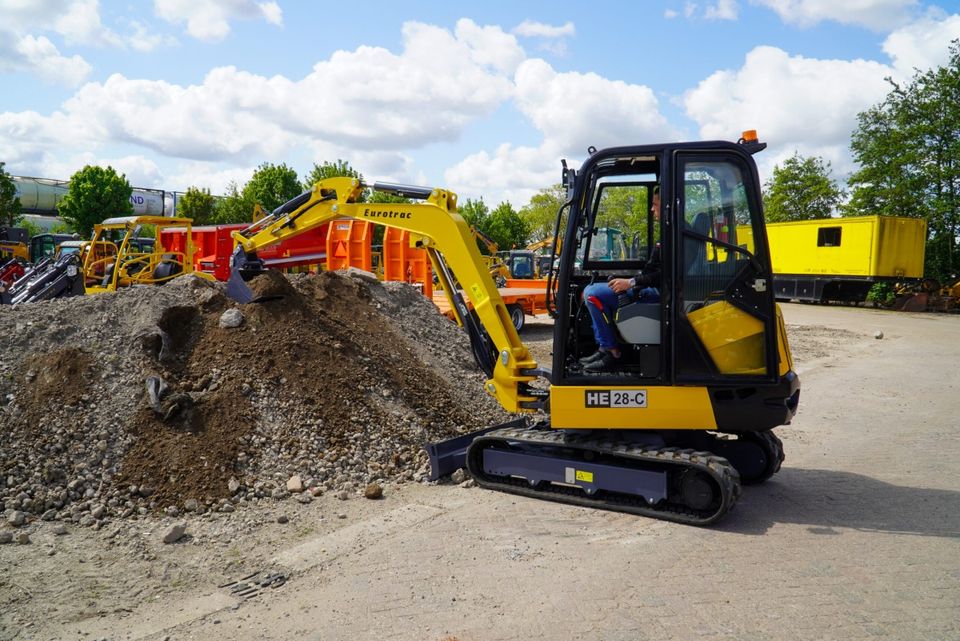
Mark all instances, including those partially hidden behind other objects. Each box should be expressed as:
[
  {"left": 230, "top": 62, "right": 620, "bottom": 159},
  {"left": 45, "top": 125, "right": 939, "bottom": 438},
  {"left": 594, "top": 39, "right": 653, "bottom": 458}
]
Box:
[{"left": 0, "top": 271, "right": 511, "bottom": 525}]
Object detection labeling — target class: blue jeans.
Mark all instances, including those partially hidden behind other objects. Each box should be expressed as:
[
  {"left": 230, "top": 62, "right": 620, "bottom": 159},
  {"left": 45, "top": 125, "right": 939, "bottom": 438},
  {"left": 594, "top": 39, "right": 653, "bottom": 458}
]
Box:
[{"left": 583, "top": 282, "right": 660, "bottom": 350}]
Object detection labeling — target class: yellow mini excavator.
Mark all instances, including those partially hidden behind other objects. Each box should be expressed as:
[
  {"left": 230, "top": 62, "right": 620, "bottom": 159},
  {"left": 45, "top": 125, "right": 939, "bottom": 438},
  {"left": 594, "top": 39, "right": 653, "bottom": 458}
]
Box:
[{"left": 227, "top": 132, "right": 800, "bottom": 525}]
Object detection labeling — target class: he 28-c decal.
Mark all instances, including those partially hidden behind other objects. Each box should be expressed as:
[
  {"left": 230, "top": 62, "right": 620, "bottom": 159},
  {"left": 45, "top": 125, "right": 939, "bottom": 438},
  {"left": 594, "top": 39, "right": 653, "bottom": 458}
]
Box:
[{"left": 584, "top": 390, "right": 647, "bottom": 408}]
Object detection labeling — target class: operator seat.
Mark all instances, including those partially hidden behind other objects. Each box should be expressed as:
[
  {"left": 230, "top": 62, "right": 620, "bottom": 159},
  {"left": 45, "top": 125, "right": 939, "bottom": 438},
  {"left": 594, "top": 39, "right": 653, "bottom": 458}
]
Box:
[
  {"left": 152, "top": 255, "right": 183, "bottom": 281},
  {"left": 615, "top": 302, "right": 660, "bottom": 344}
]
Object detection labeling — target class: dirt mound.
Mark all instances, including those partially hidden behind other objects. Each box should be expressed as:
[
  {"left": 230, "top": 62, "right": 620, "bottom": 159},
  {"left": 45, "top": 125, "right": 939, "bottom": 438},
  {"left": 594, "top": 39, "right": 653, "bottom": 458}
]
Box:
[{"left": 0, "top": 271, "right": 510, "bottom": 523}]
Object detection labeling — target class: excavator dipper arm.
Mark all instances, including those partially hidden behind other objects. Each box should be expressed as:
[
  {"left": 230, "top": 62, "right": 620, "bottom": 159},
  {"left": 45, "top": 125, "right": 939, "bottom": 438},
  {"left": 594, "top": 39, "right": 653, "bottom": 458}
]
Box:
[{"left": 228, "top": 177, "right": 542, "bottom": 414}]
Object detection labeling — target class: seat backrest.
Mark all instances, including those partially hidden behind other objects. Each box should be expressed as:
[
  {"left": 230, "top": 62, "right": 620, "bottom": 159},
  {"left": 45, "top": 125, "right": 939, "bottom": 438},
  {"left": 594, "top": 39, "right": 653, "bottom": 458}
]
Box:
[
  {"left": 153, "top": 255, "right": 183, "bottom": 281},
  {"left": 683, "top": 213, "right": 710, "bottom": 274}
]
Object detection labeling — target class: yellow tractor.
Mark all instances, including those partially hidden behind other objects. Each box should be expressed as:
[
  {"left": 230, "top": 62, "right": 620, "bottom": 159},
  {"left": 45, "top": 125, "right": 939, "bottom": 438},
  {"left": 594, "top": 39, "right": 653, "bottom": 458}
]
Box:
[
  {"left": 227, "top": 132, "right": 799, "bottom": 525},
  {"left": 83, "top": 216, "right": 215, "bottom": 293}
]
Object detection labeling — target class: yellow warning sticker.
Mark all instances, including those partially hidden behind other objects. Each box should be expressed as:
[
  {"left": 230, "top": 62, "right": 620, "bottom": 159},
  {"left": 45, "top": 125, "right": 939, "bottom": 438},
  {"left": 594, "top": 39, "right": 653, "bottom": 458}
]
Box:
[{"left": 575, "top": 470, "right": 594, "bottom": 483}]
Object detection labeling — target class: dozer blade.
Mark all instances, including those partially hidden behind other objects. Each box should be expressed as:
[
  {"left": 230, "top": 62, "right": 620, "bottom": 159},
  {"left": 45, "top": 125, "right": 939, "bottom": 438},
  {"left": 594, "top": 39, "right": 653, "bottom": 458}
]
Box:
[{"left": 426, "top": 418, "right": 528, "bottom": 480}]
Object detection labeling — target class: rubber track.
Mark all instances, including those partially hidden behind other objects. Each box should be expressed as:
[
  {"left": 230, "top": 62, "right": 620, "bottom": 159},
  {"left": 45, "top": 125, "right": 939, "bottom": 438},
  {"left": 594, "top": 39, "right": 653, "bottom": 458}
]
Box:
[{"left": 467, "top": 427, "right": 742, "bottom": 526}]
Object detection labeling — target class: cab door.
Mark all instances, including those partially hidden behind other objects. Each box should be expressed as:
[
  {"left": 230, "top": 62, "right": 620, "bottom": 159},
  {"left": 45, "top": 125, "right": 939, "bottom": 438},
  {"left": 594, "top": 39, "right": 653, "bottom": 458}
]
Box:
[{"left": 672, "top": 153, "right": 779, "bottom": 383}]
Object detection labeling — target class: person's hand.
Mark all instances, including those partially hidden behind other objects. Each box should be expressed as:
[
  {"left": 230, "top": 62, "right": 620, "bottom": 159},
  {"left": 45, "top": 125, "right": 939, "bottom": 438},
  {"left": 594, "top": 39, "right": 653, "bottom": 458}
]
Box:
[{"left": 608, "top": 277, "right": 633, "bottom": 293}]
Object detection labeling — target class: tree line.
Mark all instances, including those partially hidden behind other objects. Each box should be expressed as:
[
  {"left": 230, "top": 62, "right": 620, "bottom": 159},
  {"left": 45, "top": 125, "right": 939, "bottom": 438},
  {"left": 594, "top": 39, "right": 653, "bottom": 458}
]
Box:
[{"left": 2, "top": 41, "right": 957, "bottom": 280}]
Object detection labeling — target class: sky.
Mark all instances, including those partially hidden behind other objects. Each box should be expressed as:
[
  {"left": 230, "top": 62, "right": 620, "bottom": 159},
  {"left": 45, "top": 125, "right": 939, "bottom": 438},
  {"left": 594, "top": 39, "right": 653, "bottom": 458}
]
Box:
[{"left": 2, "top": 0, "right": 960, "bottom": 209}]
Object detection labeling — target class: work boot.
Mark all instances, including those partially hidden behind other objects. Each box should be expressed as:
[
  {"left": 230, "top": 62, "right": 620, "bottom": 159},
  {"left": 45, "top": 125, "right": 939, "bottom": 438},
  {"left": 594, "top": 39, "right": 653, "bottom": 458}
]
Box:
[
  {"left": 583, "top": 352, "right": 621, "bottom": 373},
  {"left": 578, "top": 350, "right": 606, "bottom": 365}
]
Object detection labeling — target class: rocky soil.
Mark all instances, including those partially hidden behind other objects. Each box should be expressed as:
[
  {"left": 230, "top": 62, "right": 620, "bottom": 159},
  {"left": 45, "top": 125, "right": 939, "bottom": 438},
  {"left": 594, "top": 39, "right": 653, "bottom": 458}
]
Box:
[{"left": 0, "top": 271, "right": 510, "bottom": 530}]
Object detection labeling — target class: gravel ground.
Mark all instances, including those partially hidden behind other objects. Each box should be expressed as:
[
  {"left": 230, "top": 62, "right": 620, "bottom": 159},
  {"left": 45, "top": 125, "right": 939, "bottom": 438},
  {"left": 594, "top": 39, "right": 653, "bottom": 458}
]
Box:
[{"left": 0, "top": 271, "right": 509, "bottom": 530}]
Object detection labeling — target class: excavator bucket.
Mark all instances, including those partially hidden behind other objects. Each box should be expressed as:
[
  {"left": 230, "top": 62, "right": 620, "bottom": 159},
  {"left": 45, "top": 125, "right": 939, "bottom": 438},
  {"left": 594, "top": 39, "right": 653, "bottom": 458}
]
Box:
[
  {"left": 225, "top": 266, "right": 255, "bottom": 304},
  {"left": 225, "top": 245, "right": 279, "bottom": 304}
]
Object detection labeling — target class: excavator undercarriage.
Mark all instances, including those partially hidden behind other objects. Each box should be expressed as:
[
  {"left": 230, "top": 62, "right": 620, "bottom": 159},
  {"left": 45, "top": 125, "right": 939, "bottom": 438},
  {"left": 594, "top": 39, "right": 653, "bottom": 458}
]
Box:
[{"left": 430, "top": 419, "right": 783, "bottom": 525}]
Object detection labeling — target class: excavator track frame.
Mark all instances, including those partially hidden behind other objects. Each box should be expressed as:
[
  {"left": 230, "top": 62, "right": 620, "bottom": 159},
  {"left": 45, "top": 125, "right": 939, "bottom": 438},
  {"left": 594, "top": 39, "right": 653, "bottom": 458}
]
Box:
[{"left": 466, "top": 425, "right": 741, "bottom": 526}]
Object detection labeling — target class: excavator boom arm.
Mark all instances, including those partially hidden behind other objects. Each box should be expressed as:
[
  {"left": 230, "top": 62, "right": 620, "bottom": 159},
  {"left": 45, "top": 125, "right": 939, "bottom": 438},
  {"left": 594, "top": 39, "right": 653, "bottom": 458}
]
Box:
[{"left": 230, "top": 177, "right": 542, "bottom": 413}]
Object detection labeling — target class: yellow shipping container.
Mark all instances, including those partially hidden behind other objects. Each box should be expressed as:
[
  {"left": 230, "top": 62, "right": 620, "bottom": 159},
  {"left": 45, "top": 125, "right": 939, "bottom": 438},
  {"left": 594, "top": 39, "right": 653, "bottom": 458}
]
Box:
[
  {"left": 766, "top": 215, "right": 925, "bottom": 278},
  {"left": 739, "top": 216, "right": 926, "bottom": 302}
]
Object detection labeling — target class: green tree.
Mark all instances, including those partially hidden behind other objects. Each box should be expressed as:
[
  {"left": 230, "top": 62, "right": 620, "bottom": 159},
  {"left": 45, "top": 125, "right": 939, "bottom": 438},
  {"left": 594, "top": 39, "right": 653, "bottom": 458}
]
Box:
[
  {"left": 243, "top": 162, "right": 302, "bottom": 213},
  {"left": 458, "top": 197, "right": 493, "bottom": 253},
  {"left": 213, "top": 180, "right": 254, "bottom": 225},
  {"left": 178, "top": 187, "right": 217, "bottom": 224},
  {"left": 303, "top": 159, "right": 363, "bottom": 190},
  {"left": 367, "top": 190, "right": 410, "bottom": 204},
  {"left": 58, "top": 165, "right": 133, "bottom": 237},
  {"left": 459, "top": 197, "right": 489, "bottom": 229},
  {"left": 845, "top": 40, "right": 960, "bottom": 281},
  {"left": 485, "top": 202, "right": 529, "bottom": 250},
  {"left": 519, "top": 184, "right": 566, "bottom": 241},
  {"left": 763, "top": 153, "right": 843, "bottom": 222},
  {"left": 0, "top": 162, "right": 23, "bottom": 227}
]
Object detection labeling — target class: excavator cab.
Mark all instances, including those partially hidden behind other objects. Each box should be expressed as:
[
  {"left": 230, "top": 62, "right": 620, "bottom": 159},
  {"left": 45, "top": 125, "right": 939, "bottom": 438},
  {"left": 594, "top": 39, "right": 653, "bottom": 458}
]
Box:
[
  {"left": 455, "top": 137, "right": 799, "bottom": 524},
  {"left": 550, "top": 142, "right": 796, "bottom": 427}
]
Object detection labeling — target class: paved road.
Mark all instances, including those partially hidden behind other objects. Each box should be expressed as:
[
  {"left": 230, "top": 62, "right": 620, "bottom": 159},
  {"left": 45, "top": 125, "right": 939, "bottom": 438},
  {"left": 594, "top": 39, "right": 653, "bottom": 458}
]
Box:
[{"left": 74, "top": 304, "right": 960, "bottom": 641}]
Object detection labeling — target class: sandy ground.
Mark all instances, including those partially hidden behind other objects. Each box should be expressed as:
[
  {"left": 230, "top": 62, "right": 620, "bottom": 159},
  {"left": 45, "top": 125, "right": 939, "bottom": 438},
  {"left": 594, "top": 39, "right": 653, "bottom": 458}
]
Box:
[{"left": 2, "top": 303, "right": 959, "bottom": 641}]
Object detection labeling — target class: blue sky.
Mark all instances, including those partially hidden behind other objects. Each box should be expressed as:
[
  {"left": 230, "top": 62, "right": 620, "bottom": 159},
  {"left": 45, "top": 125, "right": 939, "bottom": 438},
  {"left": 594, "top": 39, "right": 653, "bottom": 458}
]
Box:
[{"left": 2, "top": 0, "right": 959, "bottom": 207}]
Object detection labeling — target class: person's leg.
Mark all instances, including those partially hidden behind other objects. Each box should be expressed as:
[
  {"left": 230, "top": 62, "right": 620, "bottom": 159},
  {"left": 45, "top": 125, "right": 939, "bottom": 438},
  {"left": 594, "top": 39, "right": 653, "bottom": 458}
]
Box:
[{"left": 583, "top": 282, "right": 621, "bottom": 351}]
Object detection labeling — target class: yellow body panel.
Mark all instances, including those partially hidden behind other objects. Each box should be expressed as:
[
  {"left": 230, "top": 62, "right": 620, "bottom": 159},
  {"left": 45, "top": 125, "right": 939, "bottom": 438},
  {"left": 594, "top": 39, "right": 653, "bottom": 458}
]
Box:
[
  {"left": 550, "top": 386, "right": 717, "bottom": 430},
  {"left": 775, "top": 304, "right": 793, "bottom": 376},
  {"left": 687, "top": 301, "right": 766, "bottom": 375},
  {"left": 762, "top": 216, "right": 926, "bottom": 278},
  {"left": 0, "top": 241, "right": 29, "bottom": 262}
]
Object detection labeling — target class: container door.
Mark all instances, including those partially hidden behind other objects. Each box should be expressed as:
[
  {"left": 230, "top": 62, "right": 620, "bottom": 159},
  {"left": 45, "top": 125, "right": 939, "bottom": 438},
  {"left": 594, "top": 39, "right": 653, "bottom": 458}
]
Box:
[{"left": 673, "top": 153, "right": 778, "bottom": 382}]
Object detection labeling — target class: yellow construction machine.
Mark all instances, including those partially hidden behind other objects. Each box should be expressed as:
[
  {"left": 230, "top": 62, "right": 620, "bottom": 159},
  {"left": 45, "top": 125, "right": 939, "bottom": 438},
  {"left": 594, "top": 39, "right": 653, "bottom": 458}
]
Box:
[
  {"left": 227, "top": 132, "right": 800, "bottom": 525},
  {"left": 467, "top": 226, "right": 511, "bottom": 285},
  {"left": 0, "top": 227, "right": 30, "bottom": 263},
  {"left": 83, "top": 215, "right": 215, "bottom": 293}
]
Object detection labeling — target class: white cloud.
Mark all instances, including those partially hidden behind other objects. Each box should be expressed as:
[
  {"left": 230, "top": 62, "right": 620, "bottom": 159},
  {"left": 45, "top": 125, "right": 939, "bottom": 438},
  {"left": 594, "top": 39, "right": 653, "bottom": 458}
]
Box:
[
  {"left": 705, "top": 0, "right": 739, "bottom": 20},
  {"left": 0, "top": 0, "right": 74, "bottom": 30},
  {"left": 123, "top": 20, "right": 179, "bottom": 52},
  {"left": 259, "top": 2, "right": 282, "bottom": 26},
  {"left": 55, "top": 0, "right": 123, "bottom": 47},
  {"left": 2, "top": 0, "right": 133, "bottom": 48},
  {"left": 883, "top": 10, "right": 960, "bottom": 75},
  {"left": 665, "top": 9, "right": 680, "bottom": 18},
  {"left": 153, "top": 0, "right": 283, "bottom": 42},
  {"left": 512, "top": 20, "right": 575, "bottom": 38},
  {"left": 0, "top": 33, "right": 93, "bottom": 85},
  {"left": 0, "top": 19, "right": 518, "bottom": 190},
  {"left": 515, "top": 59, "right": 678, "bottom": 156},
  {"left": 456, "top": 18, "right": 526, "bottom": 75},
  {"left": 0, "top": 0, "right": 173, "bottom": 60},
  {"left": 445, "top": 142, "right": 560, "bottom": 208},
  {"left": 99, "top": 155, "right": 165, "bottom": 188},
  {"left": 447, "top": 59, "right": 679, "bottom": 205},
  {"left": 166, "top": 162, "right": 257, "bottom": 194},
  {"left": 684, "top": 46, "right": 893, "bottom": 179},
  {"left": 753, "top": 0, "right": 919, "bottom": 31}
]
